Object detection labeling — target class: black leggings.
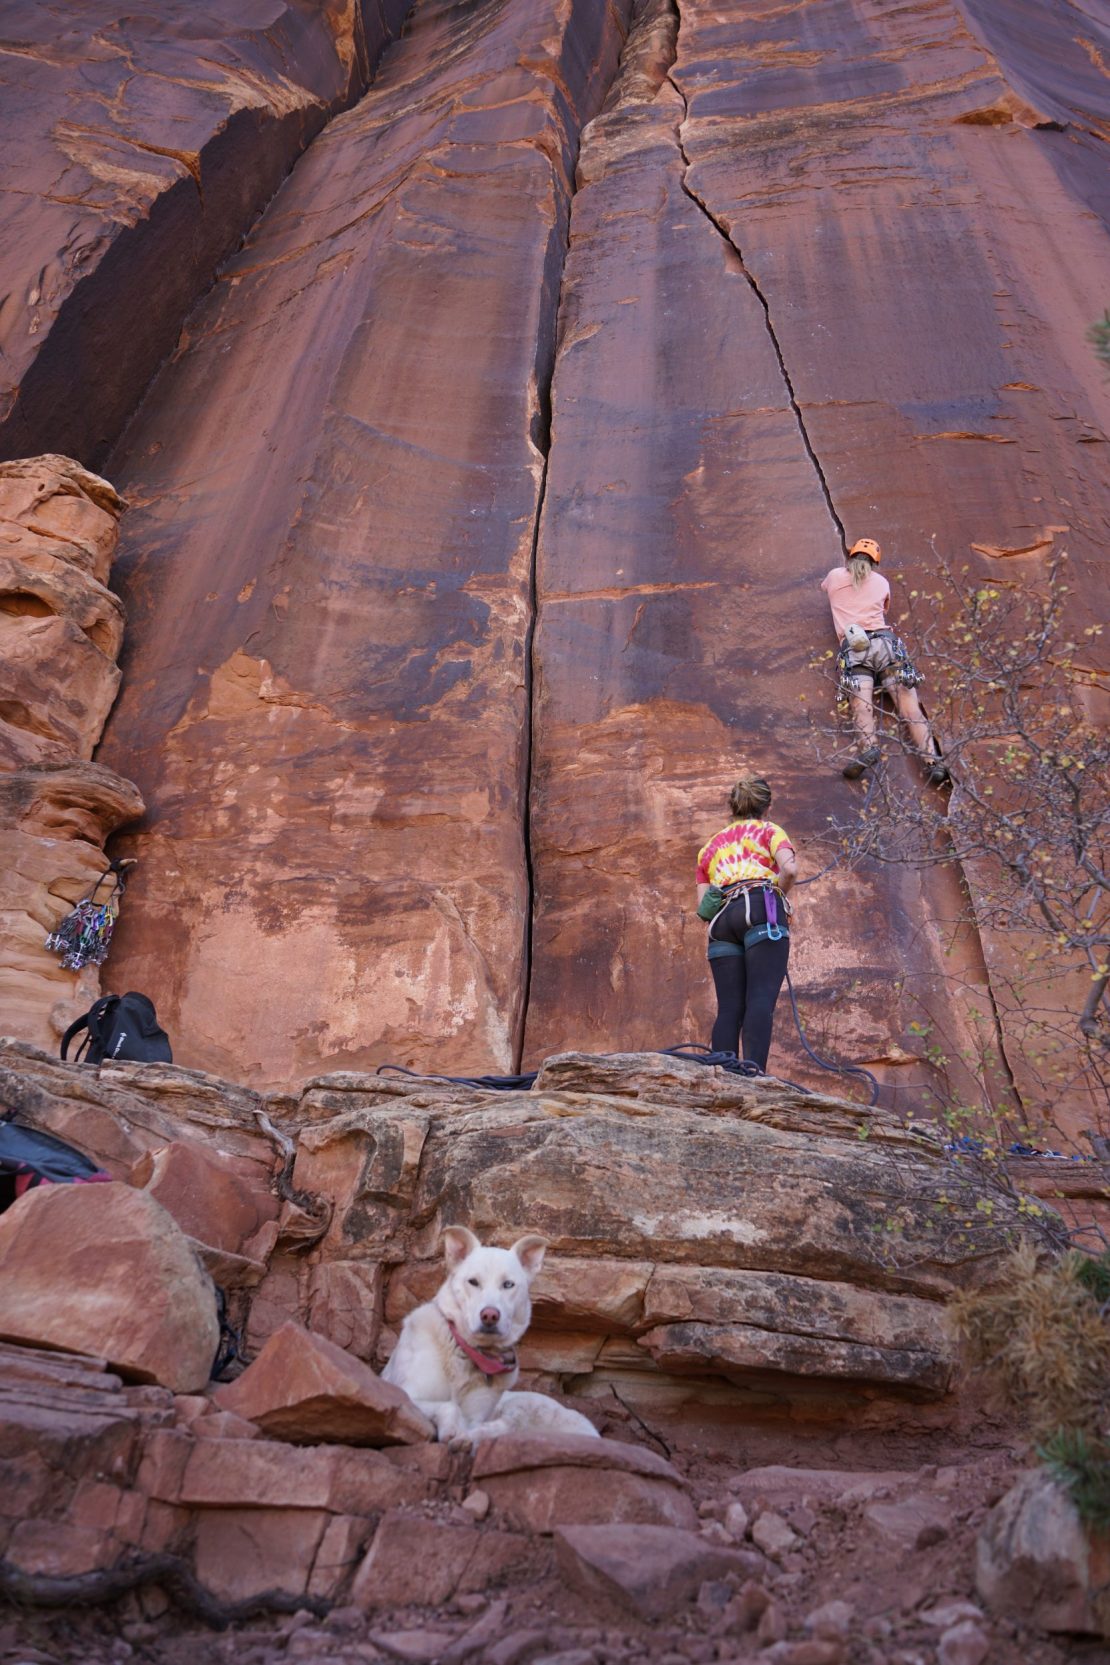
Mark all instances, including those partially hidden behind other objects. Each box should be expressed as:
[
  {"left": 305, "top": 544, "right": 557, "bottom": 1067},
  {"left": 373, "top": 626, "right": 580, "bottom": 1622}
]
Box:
[{"left": 708, "top": 890, "right": 790, "bottom": 1070}]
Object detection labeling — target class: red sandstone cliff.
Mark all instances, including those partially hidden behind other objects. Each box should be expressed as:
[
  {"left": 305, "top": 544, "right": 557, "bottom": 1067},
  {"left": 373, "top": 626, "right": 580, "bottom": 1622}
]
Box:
[{"left": 0, "top": 0, "right": 1105, "bottom": 1124}]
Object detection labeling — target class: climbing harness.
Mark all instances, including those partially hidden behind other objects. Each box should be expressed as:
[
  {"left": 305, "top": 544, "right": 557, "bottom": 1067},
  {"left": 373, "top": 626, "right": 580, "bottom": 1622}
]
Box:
[
  {"left": 836, "top": 629, "right": 923, "bottom": 707},
  {"left": 705, "top": 881, "right": 792, "bottom": 960}
]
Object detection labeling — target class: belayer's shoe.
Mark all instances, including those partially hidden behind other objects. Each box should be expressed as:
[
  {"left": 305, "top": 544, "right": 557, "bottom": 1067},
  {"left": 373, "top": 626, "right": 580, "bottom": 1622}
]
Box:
[{"left": 842, "top": 745, "right": 880, "bottom": 780}]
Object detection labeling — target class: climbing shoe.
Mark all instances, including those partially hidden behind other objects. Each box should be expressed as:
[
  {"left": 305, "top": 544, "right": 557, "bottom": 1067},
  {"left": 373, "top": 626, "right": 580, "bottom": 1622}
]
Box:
[
  {"left": 842, "top": 745, "right": 880, "bottom": 780},
  {"left": 926, "top": 760, "right": 951, "bottom": 786}
]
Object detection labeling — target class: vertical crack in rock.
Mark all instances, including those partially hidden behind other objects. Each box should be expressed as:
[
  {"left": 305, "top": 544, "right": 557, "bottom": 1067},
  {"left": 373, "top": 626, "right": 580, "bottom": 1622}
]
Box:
[
  {"left": 514, "top": 4, "right": 668, "bottom": 1073},
  {"left": 664, "top": 6, "right": 846, "bottom": 549},
  {"left": 514, "top": 435, "right": 546, "bottom": 1074},
  {"left": 515, "top": 0, "right": 672, "bottom": 1070}
]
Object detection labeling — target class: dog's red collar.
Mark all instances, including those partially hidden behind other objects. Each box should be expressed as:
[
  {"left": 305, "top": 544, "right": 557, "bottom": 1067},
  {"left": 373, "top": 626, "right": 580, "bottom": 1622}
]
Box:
[{"left": 445, "top": 1318, "right": 517, "bottom": 1377}]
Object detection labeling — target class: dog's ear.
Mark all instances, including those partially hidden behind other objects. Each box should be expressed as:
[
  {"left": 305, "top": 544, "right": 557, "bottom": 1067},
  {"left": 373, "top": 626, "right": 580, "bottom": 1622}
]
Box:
[
  {"left": 441, "top": 1225, "right": 480, "bottom": 1269},
  {"left": 510, "top": 1234, "right": 548, "bottom": 1279}
]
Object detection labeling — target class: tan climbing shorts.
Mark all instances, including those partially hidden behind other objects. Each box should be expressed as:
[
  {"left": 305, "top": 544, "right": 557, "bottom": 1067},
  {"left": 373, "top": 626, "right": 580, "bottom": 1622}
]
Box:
[{"left": 838, "top": 631, "right": 922, "bottom": 698}]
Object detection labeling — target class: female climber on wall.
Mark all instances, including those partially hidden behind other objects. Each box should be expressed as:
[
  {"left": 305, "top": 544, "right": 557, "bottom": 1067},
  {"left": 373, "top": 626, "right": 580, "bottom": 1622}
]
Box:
[
  {"left": 696, "top": 775, "right": 797, "bottom": 1072},
  {"left": 820, "top": 537, "right": 948, "bottom": 783}
]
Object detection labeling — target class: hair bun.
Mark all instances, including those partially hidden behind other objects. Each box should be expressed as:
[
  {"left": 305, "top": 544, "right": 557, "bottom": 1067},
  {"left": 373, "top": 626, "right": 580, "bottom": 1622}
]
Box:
[{"left": 729, "top": 773, "right": 773, "bottom": 819}]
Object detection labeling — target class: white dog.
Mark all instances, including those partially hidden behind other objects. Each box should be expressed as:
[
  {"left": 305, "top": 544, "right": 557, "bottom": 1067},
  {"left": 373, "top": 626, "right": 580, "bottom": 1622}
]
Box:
[{"left": 382, "top": 1225, "right": 599, "bottom": 1445}]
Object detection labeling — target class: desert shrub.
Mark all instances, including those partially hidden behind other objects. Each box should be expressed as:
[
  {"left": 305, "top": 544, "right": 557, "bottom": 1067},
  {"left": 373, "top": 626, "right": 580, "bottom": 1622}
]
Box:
[
  {"left": 1041, "top": 1427, "right": 1110, "bottom": 1534},
  {"left": 950, "top": 1242, "right": 1110, "bottom": 1526},
  {"left": 949, "top": 1242, "right": 1110, "bottom": 1438}
]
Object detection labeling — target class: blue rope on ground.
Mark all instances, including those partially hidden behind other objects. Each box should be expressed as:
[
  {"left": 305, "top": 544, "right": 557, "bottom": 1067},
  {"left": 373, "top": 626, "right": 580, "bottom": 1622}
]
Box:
[
  {"left": 377, "top": 1018, "right": 880, "bottom": 1107},
  {"left": 376, "top": 1063, "right": 540, "bottom": 1091}
]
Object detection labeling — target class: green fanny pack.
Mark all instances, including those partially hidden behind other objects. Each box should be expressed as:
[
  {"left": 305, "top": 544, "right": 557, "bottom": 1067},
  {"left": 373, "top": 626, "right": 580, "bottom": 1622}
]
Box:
[{"left": 697, "top": 886, "right": 729, "bottom": 921}]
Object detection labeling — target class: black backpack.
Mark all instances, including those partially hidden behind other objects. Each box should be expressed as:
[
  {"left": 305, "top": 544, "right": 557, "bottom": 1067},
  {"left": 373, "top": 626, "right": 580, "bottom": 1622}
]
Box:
[
  {"left": 60, "top": 992, "right": 173, "bottom": 1066},
  {"left": 0, "top": 1116, "right": 112, "bottom": 1214}
]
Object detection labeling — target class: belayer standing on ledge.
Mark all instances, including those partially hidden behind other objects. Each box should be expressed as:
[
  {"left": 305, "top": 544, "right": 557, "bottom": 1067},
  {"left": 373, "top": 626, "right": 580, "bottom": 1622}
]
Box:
[
  {"left": 696, "top": 775, "right": 797, "bottom": 1072},
  {"left": 821, "top": 538, "right": 948, "bottom": 783}
]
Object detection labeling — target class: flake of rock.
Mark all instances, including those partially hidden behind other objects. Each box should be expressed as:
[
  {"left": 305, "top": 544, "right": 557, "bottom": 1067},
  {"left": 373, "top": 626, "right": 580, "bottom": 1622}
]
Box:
[
  {"left": 454, "top": 1595, "right": 488, "bottom": 1616},
  {"left": 373, "top": 1632, "right": 460, "bottom": 1664},
  {"left": 715, "top": 1578, "right": 771, "bottom": 1637},
  {"left": 696, "top": 1579, "right": 733, "bottom": 1615},
  {"left": 919, "top": 1600, "right": 983, "bottom": 1629},
  {"left": 764, "top": 1644, "right": 845, "bottom": 1665},
  {"left": 461, "top": 1489, "right": 491, "bottom": 1521},
  {"left": 214, "top": 1322, "right": 433, "bottom": 1446},
  {"left": 863, "top": 1494, "right": 953, "bottom": 1551},
  {"left": 555, "top": 1524, "right": 756, "bottom": 1620},
  {"left": 804, "top": 1600, "right": 854, "bottom": 1639},
  {"left": 723, "top": 1501, "right": 750, "bottom": 1542},
  {"left": 750, "top": 1511, "right": 798, "bottom": 1558},
  {"left": 354, "top": 1513, "right": 529, "bottom": 1611},
  {"left": 937, "top": 1622, "right": 991, "bottom": 1665},
  {"left": 328, "top": 1608, "right": 366, "bottom": 1633},
  {"left": 976, "top": 1467, "right": 1109, "bottom": 1636},
  {"left": 757, "top": 1601, "right": 788, "bottom": 1645},
  {"left": 441, "top": 1599, "right": 508, "bottom": 1665},
  {"left": 483, "top": 1631, "right": 548, "bottom": 1665},
  {"left": 287, "top": 1630, "right": 333, "bottom": 1657}
]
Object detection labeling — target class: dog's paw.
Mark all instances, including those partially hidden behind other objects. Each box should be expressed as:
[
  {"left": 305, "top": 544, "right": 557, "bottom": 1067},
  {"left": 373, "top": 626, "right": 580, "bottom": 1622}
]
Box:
[
  {"left": 447, "top": 1430, "right": 475, "bottom": 1452},
  {"left": 429, "top": 1405, "right": 466, "bottom": 1444}
]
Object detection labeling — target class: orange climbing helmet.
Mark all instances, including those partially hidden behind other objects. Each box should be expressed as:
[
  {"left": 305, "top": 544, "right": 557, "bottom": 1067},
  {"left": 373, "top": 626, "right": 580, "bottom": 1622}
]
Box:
[{"left": 848, "top": 537, "right": 882, "bottom": 564}]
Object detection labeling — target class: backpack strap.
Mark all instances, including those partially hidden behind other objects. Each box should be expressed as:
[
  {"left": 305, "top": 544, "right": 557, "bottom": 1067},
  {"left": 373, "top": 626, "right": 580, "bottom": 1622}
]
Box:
[
  {"left": 60, "top": 995, "right": 117, "bottom": 1064},
  {"left": 60, "top": 1013, "right": 90, "bottom": 1063}
]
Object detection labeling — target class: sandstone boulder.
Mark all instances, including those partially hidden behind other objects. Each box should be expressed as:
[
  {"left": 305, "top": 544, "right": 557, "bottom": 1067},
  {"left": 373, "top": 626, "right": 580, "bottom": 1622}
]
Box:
[
  {"left": 554, "top": 1523, "right": 759, "bottom": 1619},
  {"left": 131, "top": 1138, "right": 278, "bottom": 1258},
  {"left": 471, "top": 1433, "right": 696, "bottom": 1531},
  {"left": 976, "top": 1466, "right": 1110, "bottom": 1637},
  {"left": 0, "top": 1182, "right": 218, "bottom": 1393},
  {"left": 192, "top": 1506, "right": 333, "bottom": 1606},
  {"left": 213, "top": 1320, "right": 433, "bottom": 1446},
  {"left": 351, "top": 1511, "right": 533, "bottom": 1610}
]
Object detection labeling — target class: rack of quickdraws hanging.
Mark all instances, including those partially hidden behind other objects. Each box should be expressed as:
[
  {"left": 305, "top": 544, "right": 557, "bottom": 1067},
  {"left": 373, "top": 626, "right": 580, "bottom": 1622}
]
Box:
[{"left": 43, "top": 860, "right": 134, "bottom": 972}]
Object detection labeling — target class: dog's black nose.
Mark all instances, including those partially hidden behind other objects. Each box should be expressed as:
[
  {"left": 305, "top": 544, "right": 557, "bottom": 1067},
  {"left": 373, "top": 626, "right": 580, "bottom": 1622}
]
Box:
[{"left": 480, "top": 1306, "right": 500, "bottom": 1329}]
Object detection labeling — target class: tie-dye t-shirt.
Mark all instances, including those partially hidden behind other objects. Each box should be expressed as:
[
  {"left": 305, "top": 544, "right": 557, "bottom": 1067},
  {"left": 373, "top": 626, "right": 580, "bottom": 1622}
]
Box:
[{"left": 696, "top": 819, "right": 794, "bottom": 888}]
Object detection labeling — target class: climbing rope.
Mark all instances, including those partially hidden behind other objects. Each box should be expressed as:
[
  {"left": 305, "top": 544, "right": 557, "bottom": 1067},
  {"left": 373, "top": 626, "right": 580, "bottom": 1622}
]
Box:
[
  {"left": 377, "top": 1022, "right": 879, "bottom": 1108},
  {"left": 376, "top": 1063, "right": 540, "bottom": 1091},
  {"left": 783, "top": 972, "right": 880, "bottom": 1105},
  {"left": 792, "top": 770, "right": 877, "bottom": 890}
]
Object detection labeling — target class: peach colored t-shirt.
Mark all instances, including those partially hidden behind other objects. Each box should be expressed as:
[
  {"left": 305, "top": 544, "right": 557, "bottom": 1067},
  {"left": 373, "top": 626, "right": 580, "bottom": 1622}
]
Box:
[{"left": 821, "top": 565, "right": 890, "bottom": 638}]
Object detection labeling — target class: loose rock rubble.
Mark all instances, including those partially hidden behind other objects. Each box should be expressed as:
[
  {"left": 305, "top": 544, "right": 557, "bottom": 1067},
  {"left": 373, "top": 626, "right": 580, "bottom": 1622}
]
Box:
[{"left": 0, "top": 1043, "right": 1105, "bottom": 1661}]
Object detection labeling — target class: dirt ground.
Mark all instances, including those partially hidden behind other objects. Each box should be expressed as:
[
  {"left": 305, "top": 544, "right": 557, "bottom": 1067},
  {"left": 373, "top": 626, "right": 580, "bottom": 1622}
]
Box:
[{"left": 5, "top": 1406, "right": 1108, "bottom": 1665}]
